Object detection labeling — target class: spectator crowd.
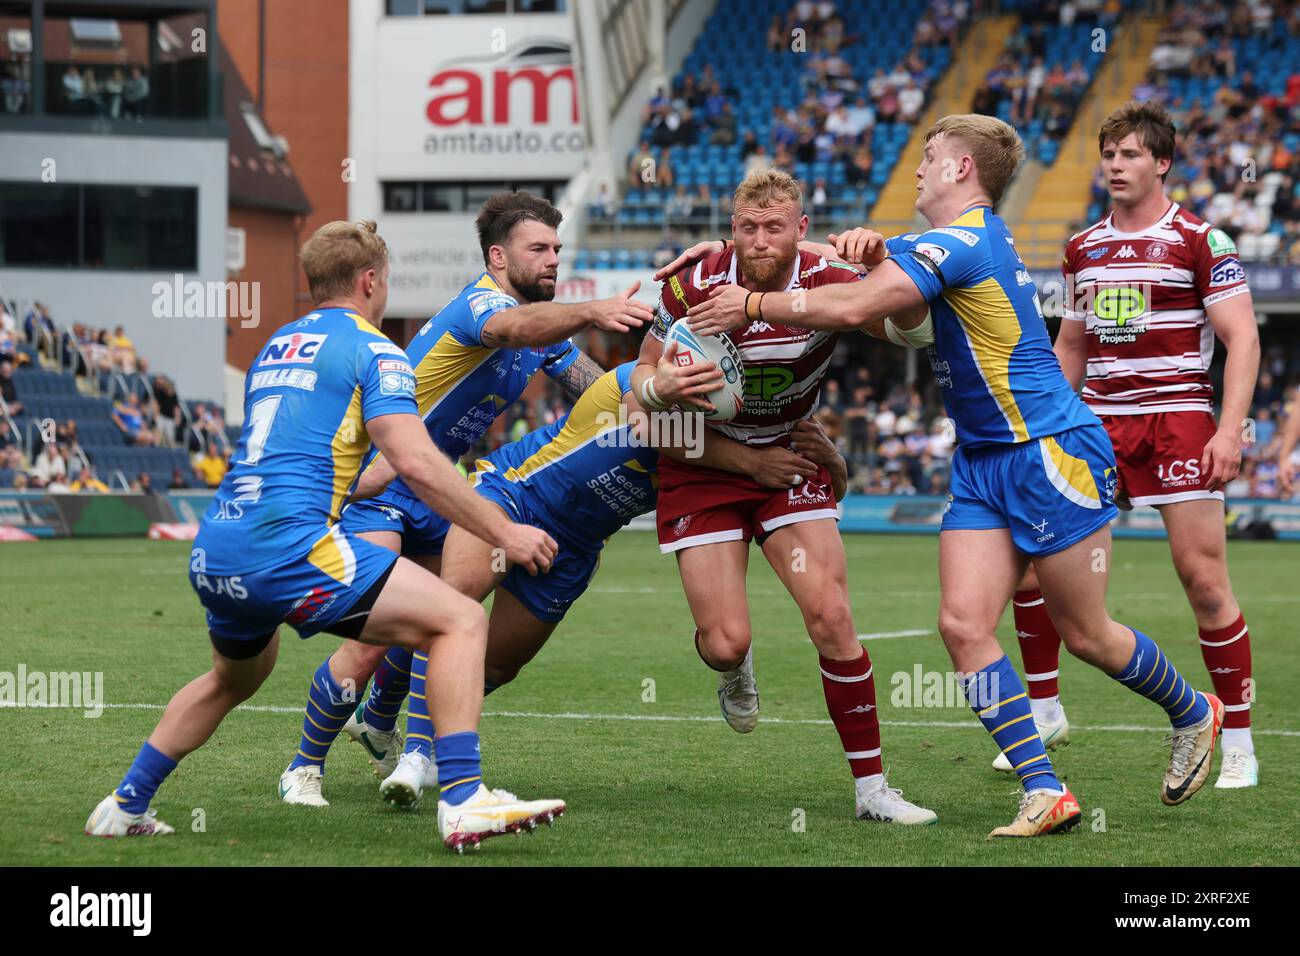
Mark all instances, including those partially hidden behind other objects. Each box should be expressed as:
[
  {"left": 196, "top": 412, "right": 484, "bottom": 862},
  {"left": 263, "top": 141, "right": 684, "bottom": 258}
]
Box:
[{"left": 0, "top": 293, "right": 233, "bottom": 493}]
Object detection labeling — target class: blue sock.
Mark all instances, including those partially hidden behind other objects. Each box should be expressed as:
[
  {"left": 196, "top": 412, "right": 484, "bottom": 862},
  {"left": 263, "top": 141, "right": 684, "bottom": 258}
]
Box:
[
  {"left": 965, "top": 656, "right": 1062, "bottom": 794},
  {"left": 1112, "top": 627, "right": 1209, "bottom": 729},
  {"left": 434, "top": 731, "right": 482, "bottom": 806},
  {"left": 288, "top": 658, "right": 356, "bottom": 771},
  {"left": 115, "top": 741, "right": 177, "bottom": 813},
  {"left": 403, "top": 650, "right": 434, "bottom": 760},
  {"left": 363, "top": 647, "right": 413, "bottom": 733}
]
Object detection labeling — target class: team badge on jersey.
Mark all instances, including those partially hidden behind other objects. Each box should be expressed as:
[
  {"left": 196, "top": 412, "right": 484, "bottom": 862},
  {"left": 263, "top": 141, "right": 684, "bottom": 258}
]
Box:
[{"left": 1206, "top": 228, "right": 1237, "bottom": 256}]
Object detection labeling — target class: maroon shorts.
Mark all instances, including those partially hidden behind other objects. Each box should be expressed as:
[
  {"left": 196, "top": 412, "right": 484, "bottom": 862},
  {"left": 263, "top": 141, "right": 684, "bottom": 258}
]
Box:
[
  {"left": 655, "top": 457, "right": 839, "bottom": 553},
  {"left": 1099, "top": 410, "right": 1224, "bottom": 506}
]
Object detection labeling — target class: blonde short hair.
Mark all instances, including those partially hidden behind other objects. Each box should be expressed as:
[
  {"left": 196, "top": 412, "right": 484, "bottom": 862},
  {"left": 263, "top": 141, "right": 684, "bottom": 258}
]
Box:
[
  {"left": 924, "top": 114, "right": 1025, "bottom": 204},
  {"left": 733, "top": 168, "right": 803, "bottom": 211},
  {"left": 300, "top": 220, "right": 389, "bottom": 304}
]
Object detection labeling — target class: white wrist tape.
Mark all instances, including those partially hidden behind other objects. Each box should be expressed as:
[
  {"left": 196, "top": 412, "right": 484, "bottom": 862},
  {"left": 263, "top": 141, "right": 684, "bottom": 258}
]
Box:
[
  {"left": 884, "top": 313, "right": 935, "bottom": 348},
  {"left": 639, "top": 376, "right": 669, "bottom": 410}
]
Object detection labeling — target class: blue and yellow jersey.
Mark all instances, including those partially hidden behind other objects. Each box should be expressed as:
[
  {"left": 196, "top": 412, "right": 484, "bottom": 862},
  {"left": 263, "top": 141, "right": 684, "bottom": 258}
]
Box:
[
  {"left": 196, "top": 308, "right": 417, "bottom": 573},
  {"left": 886, "top": 207, "right": 1098, "bottom": 448},
  {"left": 379, "top": 271, "right": 579, "bottom": 498},
  {"left": 471, "top": 362, "right": 658, "bottom": 550}
]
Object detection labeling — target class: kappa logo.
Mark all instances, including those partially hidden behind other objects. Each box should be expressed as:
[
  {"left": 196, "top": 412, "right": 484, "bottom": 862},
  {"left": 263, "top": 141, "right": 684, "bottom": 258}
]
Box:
[
  {"left": 746, "top": 320, "right": 776, "bottom": 335},
  {"left": 1114, "top": 245, "right": 1138, "bottom": 259},
  {"left": 1209, "top": 666, "right": 1240, "bottom": 674},
  {"left": 843, "top": 704, "right": 875, "bottom": 715}
]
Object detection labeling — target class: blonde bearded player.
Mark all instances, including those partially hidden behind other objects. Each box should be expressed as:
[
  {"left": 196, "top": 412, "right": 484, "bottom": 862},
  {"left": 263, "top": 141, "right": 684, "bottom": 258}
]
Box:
[
  {"left": 631, "top": 169, "right": 938, "bottom": 824},
  {"left": 686, "top": 116, "right": 1226, "bottom": 835},
  {"left": 996, "top": 102, "right": 1262, "bottom": 789}
]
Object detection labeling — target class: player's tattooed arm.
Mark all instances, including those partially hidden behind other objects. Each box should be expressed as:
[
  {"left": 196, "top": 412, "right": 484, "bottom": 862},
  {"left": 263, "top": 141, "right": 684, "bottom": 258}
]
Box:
[{"left": 552, "top": 349, "right": 606, "bottom": 402}]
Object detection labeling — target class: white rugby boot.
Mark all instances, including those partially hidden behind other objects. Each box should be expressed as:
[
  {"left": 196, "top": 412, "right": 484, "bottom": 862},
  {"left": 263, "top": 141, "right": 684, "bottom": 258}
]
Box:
[
  {"left": 717, "top": 647, "right": 760, "bottom": 733},
  {"left": 380, "top": 751, "right": 430, "bottom": 810},
  {"left": 992, "top": 714, "right": 1070, "bottom": 772},
  {"left": 854, "top": 774, "right": 938, "bottom": 825},
  {"left": 85, "top": 794, "right": 175, "bottom": 837},
  {"left": 437, "top": 784, "right": 566, "bottom": 853},
  {"left": 342, "top": 703, "right": 404, "bottom": 779},
  {"left": 1214, "top": 748, "right": 1259, "bottom": 789},
  {"left": 279, "top": 764, "right": 329, "bottom": 807}
]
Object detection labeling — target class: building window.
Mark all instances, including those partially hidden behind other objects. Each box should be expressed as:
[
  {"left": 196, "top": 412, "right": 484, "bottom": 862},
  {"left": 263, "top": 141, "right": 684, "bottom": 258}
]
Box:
[
  {"left": 387, "top": 0, "right": 565, "bottom": 15},
  {"left": 0, "top": 181, "right": 197, "bottom": 271},
  {"left": 384, "top": 180, "right": 566, "bottom": 213}
]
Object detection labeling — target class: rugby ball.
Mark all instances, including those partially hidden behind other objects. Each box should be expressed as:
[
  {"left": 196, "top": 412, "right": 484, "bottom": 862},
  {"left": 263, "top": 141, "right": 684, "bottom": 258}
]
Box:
[{"left": 665, "top": 322, "right": 745, "bottom": 422}]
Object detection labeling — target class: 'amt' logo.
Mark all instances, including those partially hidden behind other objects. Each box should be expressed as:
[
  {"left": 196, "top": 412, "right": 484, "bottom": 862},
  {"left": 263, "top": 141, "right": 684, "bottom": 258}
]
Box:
[
  {"left": 261, "top": 333, "right": 327, "bottom": 365},
  {"left": 427, "top": 64, "right": 577, "bottom": 126}
]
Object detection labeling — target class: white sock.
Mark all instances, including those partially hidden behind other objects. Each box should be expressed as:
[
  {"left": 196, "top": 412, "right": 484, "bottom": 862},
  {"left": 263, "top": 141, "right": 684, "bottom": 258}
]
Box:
[
  {"left": 855, "top": 773, "right": 884, "bottom": 795},
  {"left": 1029, "top": 696, "right": 1064, "bottom": 726},
  {"left": 1221, "top": 727, "right": 1254, "bottom": 755}
]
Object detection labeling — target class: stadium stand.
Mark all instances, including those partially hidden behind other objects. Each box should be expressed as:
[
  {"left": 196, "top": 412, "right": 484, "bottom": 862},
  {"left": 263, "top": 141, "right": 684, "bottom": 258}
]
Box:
[
  {"left": 1081, "top": 0, "right": 1300, "bottom": 266},
  {"left": 579, "top": 0, "right": 965, "bottom": 267},
  {"left": 0, "top": 299, "right": 228, "bottom": 493}
]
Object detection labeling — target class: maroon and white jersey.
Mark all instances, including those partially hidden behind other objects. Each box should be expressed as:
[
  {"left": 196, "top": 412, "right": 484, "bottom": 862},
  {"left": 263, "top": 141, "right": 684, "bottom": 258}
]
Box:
[
  {"left": 650, "top": 247, "right": 861, "bottom": 445},
  {"left": 1063, "top": 202, "right": 1251, "bottom": 415}
]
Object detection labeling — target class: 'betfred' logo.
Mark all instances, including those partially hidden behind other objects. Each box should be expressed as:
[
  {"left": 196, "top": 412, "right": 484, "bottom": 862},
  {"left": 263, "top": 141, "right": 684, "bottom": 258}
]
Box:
[
  {"left": 262, "top": 333, "right": 327, "bottom": 366},
  {"left": 427, "top": 53, "right": 578, "bottom": 127}
]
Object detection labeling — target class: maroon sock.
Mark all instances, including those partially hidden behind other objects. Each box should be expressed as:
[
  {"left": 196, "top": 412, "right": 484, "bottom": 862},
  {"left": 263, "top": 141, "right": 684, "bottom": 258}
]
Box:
[
  {"left": 1198, "top": 613, "right": 1252, "bottom": 729},
  {"left": 819, "top": 651, "right": 882, "bottom": 778},
  {"left": 1014, "top": 589, "right": 1062, "bottom": 700}
]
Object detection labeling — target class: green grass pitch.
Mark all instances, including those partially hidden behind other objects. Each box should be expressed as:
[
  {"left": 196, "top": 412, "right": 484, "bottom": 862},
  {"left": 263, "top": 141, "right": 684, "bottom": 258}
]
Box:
[{"left": 2, "top": 532, "right": 1296, "bottom": 866}]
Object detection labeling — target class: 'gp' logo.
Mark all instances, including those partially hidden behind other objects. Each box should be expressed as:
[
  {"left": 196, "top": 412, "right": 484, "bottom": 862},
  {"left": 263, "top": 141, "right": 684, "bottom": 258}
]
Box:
[
  {"left": 744, "top": 366, "right": 794, "bottom": 400},
  {"left": 1093, "top": 287, "right": 1146, "bottom": 326}
]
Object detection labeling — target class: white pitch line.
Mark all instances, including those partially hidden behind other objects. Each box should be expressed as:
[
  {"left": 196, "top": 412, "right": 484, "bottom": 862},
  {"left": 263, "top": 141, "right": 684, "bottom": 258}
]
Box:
[
  {"left": 5, "top": 702, "right": 1298, "bottom": 737},
  {"left": 858, "top": 629, "right": 933, "bottom": 640}
]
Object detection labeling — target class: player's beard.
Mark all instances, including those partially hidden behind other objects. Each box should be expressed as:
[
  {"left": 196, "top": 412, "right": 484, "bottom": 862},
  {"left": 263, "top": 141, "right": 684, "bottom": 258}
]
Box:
[
  {"left": 508, "top": 264, "right": 557, "bottom": 303},
  {"left": 737, "top": 243, "right": 796, "bottom": 289}
]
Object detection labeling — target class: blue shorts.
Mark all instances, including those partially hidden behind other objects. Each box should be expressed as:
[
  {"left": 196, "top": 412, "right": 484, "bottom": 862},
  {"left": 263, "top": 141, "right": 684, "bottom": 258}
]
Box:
[
  {"left": 339, "top": 487, "right": 450, "bottom": 556},
  {"left": 943, "top": 423, "right": 1118, "bottom": 556},
  {"left": 475, "top": 470, "right": 601, "bottom": 624},
  {"left": 190, "top": 525, "right": 400, "bottom": 641}
]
